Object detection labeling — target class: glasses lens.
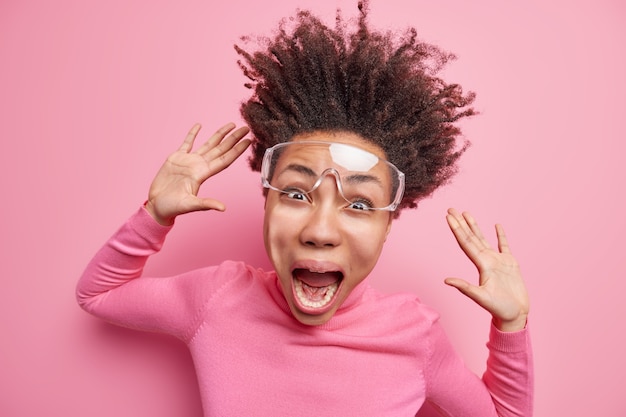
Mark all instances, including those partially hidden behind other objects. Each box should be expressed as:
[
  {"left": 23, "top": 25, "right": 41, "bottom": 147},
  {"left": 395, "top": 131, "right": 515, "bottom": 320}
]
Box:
[{"left": 261, "top": 141, "right": 404, "bottom": 211}]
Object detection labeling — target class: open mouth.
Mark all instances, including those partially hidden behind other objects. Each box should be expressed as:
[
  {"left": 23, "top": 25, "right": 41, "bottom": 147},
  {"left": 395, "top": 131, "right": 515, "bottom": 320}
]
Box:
[{"left": 292, "top": 268, "right": 343, "bottom": 312}]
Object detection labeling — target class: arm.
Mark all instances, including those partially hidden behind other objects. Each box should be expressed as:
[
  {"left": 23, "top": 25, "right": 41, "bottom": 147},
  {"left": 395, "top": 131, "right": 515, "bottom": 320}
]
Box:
[
  {"left": 76, "top": 123, "right": 251, "bottom": 338},
  {"left": 437, "top": 209, "right": 533, "bottom": 416},
  {"left": 424, "top": 319, "right": 533, "bottom": 417}
]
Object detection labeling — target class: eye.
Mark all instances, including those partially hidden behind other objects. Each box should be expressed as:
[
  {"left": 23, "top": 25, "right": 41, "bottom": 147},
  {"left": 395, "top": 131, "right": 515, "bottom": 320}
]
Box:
[
  {"left": 347, "top": 199, "right": 374, "bottom": 211},
  {"left": 282, "top": 188, "right": 310, "bottom": 202}
]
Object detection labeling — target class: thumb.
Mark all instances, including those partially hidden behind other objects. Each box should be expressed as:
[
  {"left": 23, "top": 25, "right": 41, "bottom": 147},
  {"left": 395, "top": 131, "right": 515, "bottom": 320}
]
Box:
[
  {"left": 195, "top": 197, "right": 226, "bottom": 212},
  {"left": 176, "top": 195, "right": 227, "bottom": 215},
  {"left": 444, "top": 277, "right": 490, "bottom": 311}
]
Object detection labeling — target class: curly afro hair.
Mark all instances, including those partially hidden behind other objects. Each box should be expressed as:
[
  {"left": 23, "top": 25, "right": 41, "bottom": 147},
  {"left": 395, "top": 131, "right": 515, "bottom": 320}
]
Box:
[{"left": 235, "top": 0, "right": 475, "bottom": 215}]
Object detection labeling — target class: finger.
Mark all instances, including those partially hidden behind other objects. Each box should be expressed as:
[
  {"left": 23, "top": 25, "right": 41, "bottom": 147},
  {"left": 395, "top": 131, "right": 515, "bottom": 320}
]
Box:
[
  {"left": 179, "top": 123, "right": 202, "bottom": 152},
  {"left": 495, "top": 223, "right": 512, "bottom": 254},
  {"left": 192, "top": 137, "right": 251, "bottom": 186},
  {"left": 446, "top": 211, "right": 469, "bottom": 246},
  {"left": 447, "top": 208, "right": 475, "bottom": 241},
  {"left": 443, "top": 277, "right": 471, "bottom": 292},
  {"left": 444, "top": 277, "right": 491, "bottom": 311},
  {"left": 462, "top": 211, "right": 492, "bottom": 250},
  {"left": 221, "top": 125, "right": 251, "bottom": 148},
  {"left": 196, "top": 122, "right": 237, "bottom": 155},
  {"left": 448, "top": 209, "right": 492, "bottom": 251},
  {"left": 447, "top": 212, "right": 498, "bottom": 272},
  {"left": 208, "top": 136, "right": 252, "bottom": 176},
  {"left": 197, "top": 197, "right": 227, "bottom": 212},
  {"left": 180, "top": 195, "right": 227, "bottom": 214},
  {"left": 446, "top": 210, "right": 484, "bottom": 258},
  {"left": 206, "top": 125, "right": 250, "bottom": 158}
]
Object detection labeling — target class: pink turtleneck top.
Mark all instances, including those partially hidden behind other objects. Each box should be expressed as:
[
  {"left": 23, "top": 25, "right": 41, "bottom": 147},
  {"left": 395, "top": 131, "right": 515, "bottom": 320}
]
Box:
[{"left": 77, "top": 206, "right": 533, "bottom": 416}]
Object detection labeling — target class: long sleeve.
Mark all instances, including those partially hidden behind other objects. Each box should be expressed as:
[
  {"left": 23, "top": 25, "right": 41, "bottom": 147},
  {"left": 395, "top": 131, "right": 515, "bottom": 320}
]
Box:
[
  {"left": 482, "top": 323, "right": 534, "bottom": 416},
  {"left": 76, "top": 206, "right": 214, "bottom": 341},
  {"left": 424, "top": 319, "right": 533, "bottom": 417}
]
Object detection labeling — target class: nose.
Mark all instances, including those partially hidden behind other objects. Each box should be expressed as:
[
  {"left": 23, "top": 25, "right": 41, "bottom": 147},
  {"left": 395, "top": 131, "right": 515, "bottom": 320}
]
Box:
[{"left": 299, "top": 178, "right": 343, "bottom": 248}]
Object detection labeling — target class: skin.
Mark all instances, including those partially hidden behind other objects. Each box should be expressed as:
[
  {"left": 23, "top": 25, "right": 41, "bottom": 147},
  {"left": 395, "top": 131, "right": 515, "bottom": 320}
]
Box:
[
  {"left": 146, "top": 123, "right": 529, "bottom": 331},
  {"left": 444, "top": 209, "right": 529, "bottom": 332},
  {"left": 262, "top": 131, "right": 394, "bottom": 326}
]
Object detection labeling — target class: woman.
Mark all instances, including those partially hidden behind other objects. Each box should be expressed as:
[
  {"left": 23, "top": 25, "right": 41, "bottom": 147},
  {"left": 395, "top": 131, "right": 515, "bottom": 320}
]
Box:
[{"left": 77, "top": 2, "right": 533, "bottom": 415}]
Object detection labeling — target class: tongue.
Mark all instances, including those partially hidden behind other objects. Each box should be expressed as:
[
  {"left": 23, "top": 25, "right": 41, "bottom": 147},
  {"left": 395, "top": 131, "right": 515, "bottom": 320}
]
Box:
[
  {"left": 302, "top": 283, "right": 327, "bottom": 301},
  {"left": 293, "top": 269, "right": 341, "bottom": 287}
]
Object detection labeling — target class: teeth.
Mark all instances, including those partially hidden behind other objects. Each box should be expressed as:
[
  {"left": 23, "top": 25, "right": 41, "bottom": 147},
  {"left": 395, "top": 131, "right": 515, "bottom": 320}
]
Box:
[{"left": 294, "top": 278, "right": 338, "bottom": 309}]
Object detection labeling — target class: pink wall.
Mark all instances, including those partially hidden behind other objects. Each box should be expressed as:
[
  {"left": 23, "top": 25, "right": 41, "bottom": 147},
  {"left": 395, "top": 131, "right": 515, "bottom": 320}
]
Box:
[{"left": 1, "top": 1, "right": 624, "bottom": 416}]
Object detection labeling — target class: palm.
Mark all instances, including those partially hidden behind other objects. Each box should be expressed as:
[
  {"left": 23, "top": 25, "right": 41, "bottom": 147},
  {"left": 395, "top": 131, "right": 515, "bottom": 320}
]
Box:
[
  {"left": 146, "top": 123, "right": 250, "bottom": 225},
  {"left": 445, "top": 209, "right": 529, "bottom": 332}
]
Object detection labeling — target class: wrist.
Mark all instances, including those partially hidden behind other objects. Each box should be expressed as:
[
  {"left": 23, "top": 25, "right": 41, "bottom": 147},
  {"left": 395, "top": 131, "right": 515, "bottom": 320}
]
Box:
[
  {"left": 493, "top": 313, "right": 528, "bottom": 332},
  {"left": 144, "top": 200, "right": 175, "bottom": 226}
]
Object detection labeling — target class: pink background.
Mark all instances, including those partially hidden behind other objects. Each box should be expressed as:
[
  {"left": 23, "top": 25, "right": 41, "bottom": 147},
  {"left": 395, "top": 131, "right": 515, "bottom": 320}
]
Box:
[{"left": 1, "top": 0, "right": 624, "bottom": 416}]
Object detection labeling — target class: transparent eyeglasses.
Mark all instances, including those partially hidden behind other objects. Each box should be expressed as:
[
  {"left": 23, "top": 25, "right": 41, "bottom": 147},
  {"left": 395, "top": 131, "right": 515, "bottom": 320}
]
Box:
[{"left": 261, "top": 141, "right": 405, "bottom": 211}]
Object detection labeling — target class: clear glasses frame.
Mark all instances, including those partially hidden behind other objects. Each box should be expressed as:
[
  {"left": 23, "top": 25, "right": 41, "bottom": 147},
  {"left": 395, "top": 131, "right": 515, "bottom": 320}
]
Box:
[{"left": 261, "top": 141, "right": 405, "bottom": 211}]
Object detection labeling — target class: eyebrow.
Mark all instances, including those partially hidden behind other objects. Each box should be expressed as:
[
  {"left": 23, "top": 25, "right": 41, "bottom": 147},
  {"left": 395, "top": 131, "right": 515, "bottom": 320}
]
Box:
[
  {"left": 281, "top": 163, "right": 384, "bottom": 187},
  {"left": 282, "top": 163, "right": 317, "bottom": 178}
]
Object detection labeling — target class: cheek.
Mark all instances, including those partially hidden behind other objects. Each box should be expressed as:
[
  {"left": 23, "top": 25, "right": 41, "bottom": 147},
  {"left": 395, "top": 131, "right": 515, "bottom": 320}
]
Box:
[
  {"left": 263, "top": 204, "right": 300, "bottom": 260},
  {"left": 352, "top": 222, "right": 389, "bottom": 262}
]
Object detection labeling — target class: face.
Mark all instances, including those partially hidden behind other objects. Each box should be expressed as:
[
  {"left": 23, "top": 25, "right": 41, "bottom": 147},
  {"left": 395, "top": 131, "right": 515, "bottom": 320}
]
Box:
[{"left": 263, "top": 131, "right": 394, "bottom": 326}]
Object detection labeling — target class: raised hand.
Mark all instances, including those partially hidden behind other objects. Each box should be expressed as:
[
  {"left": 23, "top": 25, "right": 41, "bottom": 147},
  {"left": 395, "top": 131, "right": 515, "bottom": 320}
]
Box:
[
  {"left": 145, "top": 123, "right": 251, "bottom": 226},
  {"left": 444, "top": 208, "right": 529, "bottom": 332}
]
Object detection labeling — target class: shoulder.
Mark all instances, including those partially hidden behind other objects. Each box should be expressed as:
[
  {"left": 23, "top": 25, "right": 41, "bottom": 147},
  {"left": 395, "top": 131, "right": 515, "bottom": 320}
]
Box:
[
  {"left": 365, "top": 286, "right": 439, "bottom": 320},
  {"left": 201, "top": 260, "right": 266, "bottom": 278},
  {"left": 183, "top": 261, "right": 276, "bottom": 338},
  {"left": 327, "top": 286, "right": 449, "bottom": 362},
  {"left": 190, "top": 260, "right": 272, "bottom": 293},
  {"left": 353, "top": 286, "right": 442, "bottom": 337}
]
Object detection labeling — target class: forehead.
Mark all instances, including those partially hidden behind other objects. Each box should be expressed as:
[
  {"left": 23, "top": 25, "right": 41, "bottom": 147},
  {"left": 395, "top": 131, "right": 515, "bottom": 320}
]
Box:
[
  {"left": 290, "top": 131, "right": 387, "bottom": 160},
  {"left": 270, "top": 133, "right": 394, "bottom": 193},
  {"left": 276, "top": 143, "right": 381, "bottom": 174}
]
